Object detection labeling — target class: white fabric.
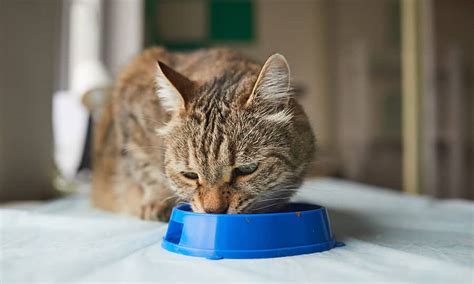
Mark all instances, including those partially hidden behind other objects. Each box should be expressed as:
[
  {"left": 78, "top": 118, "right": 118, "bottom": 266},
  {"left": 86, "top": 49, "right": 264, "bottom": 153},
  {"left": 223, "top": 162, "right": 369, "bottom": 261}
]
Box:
[{"left": 1, "top": 178, "right": 473, "bottom": 283}]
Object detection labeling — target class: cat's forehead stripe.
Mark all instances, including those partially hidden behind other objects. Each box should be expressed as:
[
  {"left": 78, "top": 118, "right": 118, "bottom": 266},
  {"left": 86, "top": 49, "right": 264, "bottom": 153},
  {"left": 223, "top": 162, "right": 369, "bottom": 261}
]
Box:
[{"left": 191, "top": 96, "right": 236, "bottom": 173}]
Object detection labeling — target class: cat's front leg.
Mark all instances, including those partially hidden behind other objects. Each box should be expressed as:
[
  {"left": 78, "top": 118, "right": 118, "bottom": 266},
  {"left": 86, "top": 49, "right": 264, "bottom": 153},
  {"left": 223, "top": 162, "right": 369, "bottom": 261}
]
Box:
[
  {"left": 125, "top": 157, "right": 177, "bottom": 221},
  {"left": 140, "top": 193, "right": 176, "bottom": 222},
  {"left": 118, "top": 179, "right": 176, "bottom": 222}
]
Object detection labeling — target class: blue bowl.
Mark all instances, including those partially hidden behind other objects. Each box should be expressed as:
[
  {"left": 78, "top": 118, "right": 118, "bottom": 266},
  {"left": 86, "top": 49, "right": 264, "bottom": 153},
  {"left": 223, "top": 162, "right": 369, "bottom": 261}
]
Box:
[{"left": 161, "top": 203, "right": 341, "bottom": 259}]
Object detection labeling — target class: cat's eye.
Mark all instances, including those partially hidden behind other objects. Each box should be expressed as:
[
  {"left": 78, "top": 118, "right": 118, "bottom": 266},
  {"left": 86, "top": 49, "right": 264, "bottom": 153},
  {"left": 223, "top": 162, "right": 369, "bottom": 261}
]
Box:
[
  {"left": 234, "top": 163, "right": 259, "bottom": 177},
  {"left": 181, "top": 171, "right": 199, "bottom": 180}
]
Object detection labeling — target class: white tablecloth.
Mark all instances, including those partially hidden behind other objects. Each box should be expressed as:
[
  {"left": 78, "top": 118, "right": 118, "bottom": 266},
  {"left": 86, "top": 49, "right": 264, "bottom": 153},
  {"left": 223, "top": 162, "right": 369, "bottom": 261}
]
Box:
[{"left": 1, "top": 178, "right": 473, "bottom": 283}]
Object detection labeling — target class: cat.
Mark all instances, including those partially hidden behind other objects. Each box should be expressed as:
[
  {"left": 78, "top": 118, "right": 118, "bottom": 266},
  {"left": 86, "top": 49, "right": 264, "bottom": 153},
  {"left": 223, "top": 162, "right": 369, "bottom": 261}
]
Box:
[{"left": 91, "top": 47, "right": 315, "bottom": 221}]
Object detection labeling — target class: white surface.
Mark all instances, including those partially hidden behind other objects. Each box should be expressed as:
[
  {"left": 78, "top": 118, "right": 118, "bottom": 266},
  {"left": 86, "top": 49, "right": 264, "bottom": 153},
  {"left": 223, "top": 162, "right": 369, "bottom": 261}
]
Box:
[{"left": 1, "top": 178, "right": 473, "bottom": 283}]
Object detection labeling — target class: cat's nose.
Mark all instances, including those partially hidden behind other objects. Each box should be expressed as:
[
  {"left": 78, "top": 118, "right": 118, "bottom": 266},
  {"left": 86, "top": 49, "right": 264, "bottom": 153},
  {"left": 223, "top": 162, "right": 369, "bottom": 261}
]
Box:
[{"left": 200, "top": 186, "right": 229, "bottom": 213}]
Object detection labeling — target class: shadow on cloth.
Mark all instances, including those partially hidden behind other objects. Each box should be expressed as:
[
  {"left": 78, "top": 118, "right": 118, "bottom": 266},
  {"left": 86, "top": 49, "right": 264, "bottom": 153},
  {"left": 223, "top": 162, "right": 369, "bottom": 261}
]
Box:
[{"left": 326, "top": 207, "right": 380, "bottom": 241}]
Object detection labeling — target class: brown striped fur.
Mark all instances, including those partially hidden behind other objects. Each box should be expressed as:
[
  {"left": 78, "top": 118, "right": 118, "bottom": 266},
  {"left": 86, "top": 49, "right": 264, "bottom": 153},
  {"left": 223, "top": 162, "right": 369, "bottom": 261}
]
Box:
[{"left": 91, "top": 47, "right": 315, "bottom": 221}]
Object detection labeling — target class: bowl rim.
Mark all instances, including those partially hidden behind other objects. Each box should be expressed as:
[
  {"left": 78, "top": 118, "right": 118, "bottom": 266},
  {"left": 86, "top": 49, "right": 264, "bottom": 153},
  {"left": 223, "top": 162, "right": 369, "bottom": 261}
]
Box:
[{"left": 172, "top": 202, "right": 325, "bottom": 218}]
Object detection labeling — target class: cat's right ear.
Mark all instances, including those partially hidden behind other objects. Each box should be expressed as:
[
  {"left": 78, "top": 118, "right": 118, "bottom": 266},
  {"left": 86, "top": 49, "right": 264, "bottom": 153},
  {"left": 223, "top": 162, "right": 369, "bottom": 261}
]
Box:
[{"left": 155, "top": 61, "right": 194, "bottom": 112}]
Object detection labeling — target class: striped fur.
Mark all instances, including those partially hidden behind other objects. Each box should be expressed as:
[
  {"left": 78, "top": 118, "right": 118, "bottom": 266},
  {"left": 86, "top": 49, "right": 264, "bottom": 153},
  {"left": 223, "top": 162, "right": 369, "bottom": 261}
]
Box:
[{"left": 91, "top": 47, "right": 315, "bottom": 221}]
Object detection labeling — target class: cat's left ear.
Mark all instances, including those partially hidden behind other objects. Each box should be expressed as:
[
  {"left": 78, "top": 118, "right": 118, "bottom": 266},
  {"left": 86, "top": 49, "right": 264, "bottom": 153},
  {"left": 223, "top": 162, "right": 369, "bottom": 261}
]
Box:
[
  {"left": 155, "top": 61, "right": 194, "bottom": 112},
  {"left": 245, "top": 53, "right": 290, "bottom": 107}
]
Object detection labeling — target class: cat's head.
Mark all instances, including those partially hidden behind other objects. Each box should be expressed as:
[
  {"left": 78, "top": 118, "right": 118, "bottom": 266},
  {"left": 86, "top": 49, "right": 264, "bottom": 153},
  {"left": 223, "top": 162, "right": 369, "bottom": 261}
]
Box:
[{"left": 155, "top": 53, "right": 315, "bottom": 214}]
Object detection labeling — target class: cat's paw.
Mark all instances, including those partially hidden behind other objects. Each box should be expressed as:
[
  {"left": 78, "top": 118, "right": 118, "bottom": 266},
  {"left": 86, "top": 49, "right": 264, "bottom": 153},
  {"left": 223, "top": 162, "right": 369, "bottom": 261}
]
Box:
[{"left": 140, "top": 200, "right": 174, "bottom": 222}]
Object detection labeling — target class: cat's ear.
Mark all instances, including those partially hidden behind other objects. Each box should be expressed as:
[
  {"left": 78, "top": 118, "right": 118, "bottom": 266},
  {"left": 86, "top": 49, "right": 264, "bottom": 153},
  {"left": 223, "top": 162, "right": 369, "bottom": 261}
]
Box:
[
  {"left": 155, "top": 61, "right": 194, "bottom": 112},
  {"left": 246, "top": 53, "right": 290, "bottom": 107}
]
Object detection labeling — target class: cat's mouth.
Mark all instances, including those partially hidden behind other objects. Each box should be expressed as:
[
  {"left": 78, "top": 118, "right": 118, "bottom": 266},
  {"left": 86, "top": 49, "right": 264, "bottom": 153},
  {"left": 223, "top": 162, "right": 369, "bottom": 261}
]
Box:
[
  {"left": 188, "top": 189, "right": 294, "bottom": 214},
  {"left": 199, "top": 199, "right": 289, "bottom": 214}
]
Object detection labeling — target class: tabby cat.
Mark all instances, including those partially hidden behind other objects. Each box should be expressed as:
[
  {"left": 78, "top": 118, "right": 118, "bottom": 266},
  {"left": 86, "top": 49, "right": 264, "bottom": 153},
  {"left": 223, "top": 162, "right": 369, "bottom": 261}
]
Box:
[{"left": 91, "top": 47, "right": 315, "bottom": 221}]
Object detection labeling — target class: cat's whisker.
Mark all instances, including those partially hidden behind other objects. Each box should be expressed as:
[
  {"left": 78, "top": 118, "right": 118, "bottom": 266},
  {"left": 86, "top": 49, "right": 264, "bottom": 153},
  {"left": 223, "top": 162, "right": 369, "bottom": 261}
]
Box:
[
  {"left": 142, "top": 116, "right": 162, "bottom": 125},
  {"left": 250, "top": 202, "right": 286, "bottom": 213},
  {"left": 253, "top": 197, "right": 291, "bottom": 204},
  {"left": 234, "top": 199, "right": 255, "bottom": 214},
  {"left": 161, "top": 195, "right": 179, "bottom": 203}
]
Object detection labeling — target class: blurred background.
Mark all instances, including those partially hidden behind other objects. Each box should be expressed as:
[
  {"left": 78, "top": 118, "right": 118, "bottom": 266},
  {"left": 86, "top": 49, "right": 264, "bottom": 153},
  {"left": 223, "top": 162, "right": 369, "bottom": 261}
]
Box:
[{"left": 0, "top": 0, "right": 472, "bottom": 202}]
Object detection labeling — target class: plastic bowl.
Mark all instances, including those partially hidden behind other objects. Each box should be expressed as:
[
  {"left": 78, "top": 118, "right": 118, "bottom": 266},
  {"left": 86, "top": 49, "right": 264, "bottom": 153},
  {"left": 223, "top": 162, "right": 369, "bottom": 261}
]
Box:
[{"left": 161, "top": 203, "right": 341, "bottom": 259}]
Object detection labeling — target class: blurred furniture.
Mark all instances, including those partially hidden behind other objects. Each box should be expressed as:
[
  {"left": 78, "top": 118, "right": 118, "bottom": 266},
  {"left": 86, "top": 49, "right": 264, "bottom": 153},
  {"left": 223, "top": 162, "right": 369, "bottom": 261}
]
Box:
[
  {"left": 329, "top": 0, "right": 473, "bottom": 199},
  {"left": 54, "top": 0, "right": 110, "bottom": 180},
  {"left": 401, "top": 0, "right": 473, "bottom": 198},
  {"left": 54, "top": 0, "right": 143, "bottom": 180},
  {"left": 0, "top": 0, "right": 62, "bottom": 201},
  {"left": 1, "top": 0, "right": 472, "bottom": 201}
]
